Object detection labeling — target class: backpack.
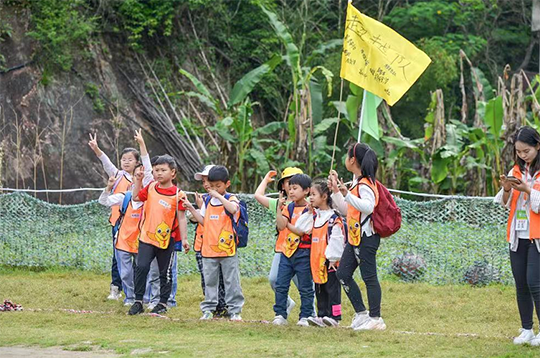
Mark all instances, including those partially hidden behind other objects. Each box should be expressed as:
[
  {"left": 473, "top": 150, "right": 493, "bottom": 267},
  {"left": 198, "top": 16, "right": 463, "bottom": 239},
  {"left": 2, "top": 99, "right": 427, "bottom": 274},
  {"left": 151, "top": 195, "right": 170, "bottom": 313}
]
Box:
[
  {"left": 112, "top": 191, "right": 132, "bottom": 239},
  {"left": 204, "top": 193, "right": 249, "bottom": 248},
  {"left": 362, "top": 181, "right": 401, "bottom": 238}
]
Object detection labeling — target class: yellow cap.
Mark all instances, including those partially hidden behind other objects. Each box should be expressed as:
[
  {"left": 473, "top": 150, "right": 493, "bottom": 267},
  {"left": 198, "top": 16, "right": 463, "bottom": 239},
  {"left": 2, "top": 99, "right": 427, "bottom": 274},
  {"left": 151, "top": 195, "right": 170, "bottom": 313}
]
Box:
[
  {"left": 278, "top": 167, "right": 303, "bottom": 191},
  {"left": 280, "top": 167, "right": 303, "bottom": 180}
]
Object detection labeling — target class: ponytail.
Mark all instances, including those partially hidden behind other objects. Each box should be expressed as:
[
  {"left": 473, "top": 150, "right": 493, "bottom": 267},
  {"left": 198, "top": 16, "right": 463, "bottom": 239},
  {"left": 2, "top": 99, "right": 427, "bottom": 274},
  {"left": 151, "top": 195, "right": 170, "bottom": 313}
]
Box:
[
  {"left": 312, "top": 180, "right": 333, "bottom": 208},
  {"left": 348, "top": 142, "right": 378, "bottom": 183}
]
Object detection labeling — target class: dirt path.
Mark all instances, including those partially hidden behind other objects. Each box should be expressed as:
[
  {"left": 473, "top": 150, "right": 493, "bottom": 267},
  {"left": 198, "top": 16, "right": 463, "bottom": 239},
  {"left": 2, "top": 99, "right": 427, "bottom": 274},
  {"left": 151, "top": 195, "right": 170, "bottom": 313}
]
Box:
[{"left": 0, "top": 346, "right": 120, "bottom": 357}]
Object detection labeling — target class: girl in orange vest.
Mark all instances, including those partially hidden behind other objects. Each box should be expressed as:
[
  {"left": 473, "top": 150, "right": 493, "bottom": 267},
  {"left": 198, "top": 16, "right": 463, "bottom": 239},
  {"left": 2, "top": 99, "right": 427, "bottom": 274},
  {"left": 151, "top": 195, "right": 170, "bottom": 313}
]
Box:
[
  {"left": 294, "top": 181, "right": 346, "bottom": 327},
  {"left": 98, "top": 167, "right": 144, "bottom": 306},
  {"left": 496, "top": 126, "right": 540, "bottom": 346},
  {"left": 89, "top": 130, "right": 153, "bottom": 301},
  {"left": 329, "top": 142, "right": 385, "bottom": 331},
  {"left": 129, "top": 155, "right": 189, "bottom": 316}
]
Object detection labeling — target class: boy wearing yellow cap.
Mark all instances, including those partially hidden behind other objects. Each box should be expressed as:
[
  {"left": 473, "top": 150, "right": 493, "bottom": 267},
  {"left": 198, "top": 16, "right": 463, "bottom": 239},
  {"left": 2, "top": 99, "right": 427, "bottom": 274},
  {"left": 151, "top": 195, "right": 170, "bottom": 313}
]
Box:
[{"left": 254, "top": 167, "right": 303, "bottom": 316}]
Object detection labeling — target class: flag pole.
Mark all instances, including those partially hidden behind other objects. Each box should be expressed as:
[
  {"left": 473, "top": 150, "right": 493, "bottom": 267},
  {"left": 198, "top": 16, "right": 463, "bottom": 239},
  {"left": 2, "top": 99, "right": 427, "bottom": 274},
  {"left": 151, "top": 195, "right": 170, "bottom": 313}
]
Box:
[
  {"left": 330, "top": 78, "right": 344, "bottom": 171},
  {"left": 357, "top": 89, "right": 367, "bottom": 143}
]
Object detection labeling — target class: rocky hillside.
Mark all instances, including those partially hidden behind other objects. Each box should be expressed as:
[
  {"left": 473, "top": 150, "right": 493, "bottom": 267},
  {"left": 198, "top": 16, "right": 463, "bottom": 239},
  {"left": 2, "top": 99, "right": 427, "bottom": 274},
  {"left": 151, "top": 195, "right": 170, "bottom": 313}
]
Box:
[{"left": 0, "top": 3, "right": 204, "bottom": 203}]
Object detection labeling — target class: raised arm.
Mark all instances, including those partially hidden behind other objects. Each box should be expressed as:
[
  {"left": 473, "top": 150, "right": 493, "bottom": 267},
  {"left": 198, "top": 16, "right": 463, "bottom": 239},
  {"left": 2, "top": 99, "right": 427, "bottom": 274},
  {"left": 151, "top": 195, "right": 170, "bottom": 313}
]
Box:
[
  {"left": 254, "top": 170, "right": 277, "bottom": 209},
  {"left": 132, "top": 169, "right": 144, "bottom": 201},
  {"left": 134, "top": 129, "right": 148, "bottom": 156},
  {"left": 210, "top": 190, "right": 238, "bottom": 215},
  {"left": 276, "top": 194, "right": 288, "bottom": 231},
  {"left": 88, "top": 133, "right": 104, "bottom": 157},
  {"left": 135, "top": 129, "right": 153, "bottom": 186},
  {"left": 287, "top": 208, "right": 313, "bottom": 236},
  {"left": 182, "top": 197, "right": 204, "bottom": 225},
  {"left": 98, "top": 176, "right": 124, "bottom": 207},
  {"left": 89, "top": 133, "right": 118, "bottom": 177}
]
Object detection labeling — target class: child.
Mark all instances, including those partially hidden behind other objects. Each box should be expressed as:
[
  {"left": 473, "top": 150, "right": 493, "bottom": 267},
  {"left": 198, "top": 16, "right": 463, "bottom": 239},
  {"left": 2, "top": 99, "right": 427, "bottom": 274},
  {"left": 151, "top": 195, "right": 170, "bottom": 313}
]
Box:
[
  {"left": 495, "top": 126, "right": 540, "bottom": 346},
  {"left": 183, "top": 165, "right": 244, "bottom": 321},
  {"left": 294, "top": 180, "right": 345, "bottom": 327},
  {"left": 272, "top": 173, "right": 314, "bottom": 326},
  {"left": 143, "top": 155, "right": 180, "bottom": 310},
  {"left": 254, "top": 167, "right": 303, "bottom": 315},
  {"left": 328, "top": 142, "right": 385, "bottom": 331},
  {"left": 98, "top": 168, "right": 143, "bottom": 306},
  {"left": 89, "top": 130, "right": 152, "bottom": 300},
  {"left": 129, "top": 155, "right": 189, "bottom": 315},
  {"left": 192, "top": 165, "right": 228, "bottom": 317}
]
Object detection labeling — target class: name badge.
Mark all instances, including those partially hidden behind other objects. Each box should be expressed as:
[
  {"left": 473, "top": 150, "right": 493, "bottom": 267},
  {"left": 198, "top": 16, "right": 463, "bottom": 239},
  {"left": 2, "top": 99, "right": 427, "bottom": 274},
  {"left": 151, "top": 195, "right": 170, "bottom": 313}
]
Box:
[
  {"left": 516, "top": 210, "right": 529, "bottom": 231},
  {"left": 210, "top": 215, "right": 219, "bottom": 220},
  {"left": 312, "top": 237, "right": 320, "bottom": 243}
]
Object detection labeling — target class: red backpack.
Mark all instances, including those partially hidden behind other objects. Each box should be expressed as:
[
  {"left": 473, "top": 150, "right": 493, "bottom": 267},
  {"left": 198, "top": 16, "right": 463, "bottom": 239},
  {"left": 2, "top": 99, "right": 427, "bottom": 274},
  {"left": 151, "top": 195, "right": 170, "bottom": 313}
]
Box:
[{"left": 365, "top": 181, "right": 402, "bottom": 238}]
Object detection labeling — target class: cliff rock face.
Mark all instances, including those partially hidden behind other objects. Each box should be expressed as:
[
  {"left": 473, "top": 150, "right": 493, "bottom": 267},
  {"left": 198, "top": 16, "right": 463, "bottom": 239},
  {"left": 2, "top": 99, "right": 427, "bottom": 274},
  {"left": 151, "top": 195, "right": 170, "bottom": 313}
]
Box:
[{"left": 0, "top": 6, "right": 200, "bottom": 204}]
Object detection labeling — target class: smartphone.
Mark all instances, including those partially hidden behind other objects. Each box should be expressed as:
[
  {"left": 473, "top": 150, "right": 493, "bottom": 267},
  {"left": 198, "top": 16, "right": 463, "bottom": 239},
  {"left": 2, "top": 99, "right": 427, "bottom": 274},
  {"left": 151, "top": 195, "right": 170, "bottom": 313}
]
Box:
[{"left": 506, "top": 176, "right": 522, "bottom": 184}]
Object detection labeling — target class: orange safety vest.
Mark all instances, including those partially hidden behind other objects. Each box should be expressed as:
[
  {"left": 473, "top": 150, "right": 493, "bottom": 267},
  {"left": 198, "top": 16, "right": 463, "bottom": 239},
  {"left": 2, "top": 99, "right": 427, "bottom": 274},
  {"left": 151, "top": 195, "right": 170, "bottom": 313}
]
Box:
[
  {"left": 115, "top": 200, "right": 142, "bottom": 254},
  {"left": 201, "top": 195, "right": 239, "bottom": 258},
  {"left": 109, "top": 174, "right": 132, "bottom": 225},
  {"left": 347, "top": 178, "right": 379, "bottom": 246},
  {"left": 138, "top": 182, "right": 180, "bottom": 249},
  {"left": 193, "top": 194, "right": 210, "bottom": 252},
  {"left": 274, "top": 201, "right": 290, "bottom": 253},
  {"left": 310, "top": 213, "right": 344, "bottom": 284},
  {"left": 194, "top": 223, "right": 204, "bottom": 252},
  {"left": 279, "top": 203, "right": 310, "bottom": 258},
  {"left": 507, "top": 165, "right": 540, "bottom": 241}
]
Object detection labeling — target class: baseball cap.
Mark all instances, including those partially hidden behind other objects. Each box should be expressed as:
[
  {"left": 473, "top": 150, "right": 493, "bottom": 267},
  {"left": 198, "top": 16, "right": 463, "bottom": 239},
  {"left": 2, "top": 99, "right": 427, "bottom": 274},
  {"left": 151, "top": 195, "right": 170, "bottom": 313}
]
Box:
[
  {"left": 277, "top": 167, "right": 303, "bottom": 191},
  {"left": 194, "top": 165, "right": 215, "bottom": 181}
]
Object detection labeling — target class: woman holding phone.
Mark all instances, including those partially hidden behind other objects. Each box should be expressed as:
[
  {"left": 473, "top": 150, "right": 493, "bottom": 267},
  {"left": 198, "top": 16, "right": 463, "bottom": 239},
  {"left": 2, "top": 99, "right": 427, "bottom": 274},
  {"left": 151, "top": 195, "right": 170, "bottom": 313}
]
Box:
[{"left": 496, "top": 126, "right": 540, "bottom": 346}]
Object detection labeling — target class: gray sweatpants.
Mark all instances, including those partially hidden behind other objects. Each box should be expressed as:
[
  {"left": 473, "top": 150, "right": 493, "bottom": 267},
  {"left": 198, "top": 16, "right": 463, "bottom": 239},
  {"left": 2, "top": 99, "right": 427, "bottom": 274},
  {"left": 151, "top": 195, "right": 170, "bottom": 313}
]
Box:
[
  {"left": 115, "top": 249, "right": 136, "bottom": 304},
  {"left": 201, "top": 255, "right": 244, "bottom": 314}
]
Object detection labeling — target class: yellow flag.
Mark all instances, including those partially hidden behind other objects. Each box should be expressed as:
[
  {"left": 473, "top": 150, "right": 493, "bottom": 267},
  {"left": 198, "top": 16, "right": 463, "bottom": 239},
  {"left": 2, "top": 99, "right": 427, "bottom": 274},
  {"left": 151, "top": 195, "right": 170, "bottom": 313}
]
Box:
[{"left": 340, "top": 2, "right": 431, "bottom": 106}]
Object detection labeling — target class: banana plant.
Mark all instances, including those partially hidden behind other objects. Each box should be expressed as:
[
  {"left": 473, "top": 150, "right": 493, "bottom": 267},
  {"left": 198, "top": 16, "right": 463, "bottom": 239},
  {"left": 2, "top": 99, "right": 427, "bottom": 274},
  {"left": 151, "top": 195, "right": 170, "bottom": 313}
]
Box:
[
  {"left": 178, "top": 54, "right": 284, "bottom": 191},
  {"left": 261, "top": 5, "right": 337, "bottom": 175}
]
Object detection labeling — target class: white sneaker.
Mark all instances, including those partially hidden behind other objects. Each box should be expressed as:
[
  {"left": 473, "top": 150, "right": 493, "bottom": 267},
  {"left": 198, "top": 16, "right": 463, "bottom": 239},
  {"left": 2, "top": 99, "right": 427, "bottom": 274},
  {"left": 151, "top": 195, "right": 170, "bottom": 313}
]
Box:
[
  {"left": 513, "top": 328, "right": 535, "bottom": 345},
  {"left": 530, "top": 332, "right": 540, "bottom": 346},
  {"left": 230, "top": 313, "right": 242, "bottom": 321},
  {"left": 354, "top": 316, "right": 387, "bottom": 331},
  {"left": 272, "top": 315, "right": 288, "bottom": 326},
  {"left": 307, "top": 317, "right": 325, "bottom": 327},
  {"left": 286, "top": 297, "right": 296, "bottom": 316},
  {"left": 107, "top": 285, "right": 121, "bottom": 300},
  {"left": 297, "top": 317, "right": 310, "bottom": 327},
  {"left": 200, "top": 311, "right": 213, "bottom": 320},
  {"left": 322, "top": 316, "right": 339, "bottom": 327},
  {"left": 350, "top": 311, "right": 370, "bottom": 329}
]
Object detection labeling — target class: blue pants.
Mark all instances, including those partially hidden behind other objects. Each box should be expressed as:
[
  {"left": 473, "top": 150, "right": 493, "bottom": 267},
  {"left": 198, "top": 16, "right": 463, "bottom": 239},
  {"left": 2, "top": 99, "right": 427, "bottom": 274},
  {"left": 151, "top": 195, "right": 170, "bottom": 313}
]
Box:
[
  {"left": 111, "top": 231, "right": 122, "bottom": 289},
  {"left": 274, "top": 249, "right": 314, "bottom": 319}
]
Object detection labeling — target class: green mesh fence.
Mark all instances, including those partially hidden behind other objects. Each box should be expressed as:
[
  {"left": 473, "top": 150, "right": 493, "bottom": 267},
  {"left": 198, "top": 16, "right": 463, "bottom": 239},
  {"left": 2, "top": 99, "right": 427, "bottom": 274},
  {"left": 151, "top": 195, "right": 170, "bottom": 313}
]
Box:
[{"left": 0, "top": 192, "right": 511, "bottom": 285}]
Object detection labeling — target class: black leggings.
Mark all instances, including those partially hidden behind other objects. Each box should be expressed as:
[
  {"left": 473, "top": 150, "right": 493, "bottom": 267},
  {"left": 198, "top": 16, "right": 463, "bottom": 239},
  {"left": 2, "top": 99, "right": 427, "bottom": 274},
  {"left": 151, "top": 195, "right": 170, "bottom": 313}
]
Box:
[
  {"left": 510, "top": 239, "right": 540, "bottom": 330},
  {"left": 316, "top": 270, "right": 342, "bottom": 320},
  {"left": 337, "top": 235, "right": 382, "bottom": 318},
  {"left": 134, "top": 241, "right": 175, "bottom": 304}
]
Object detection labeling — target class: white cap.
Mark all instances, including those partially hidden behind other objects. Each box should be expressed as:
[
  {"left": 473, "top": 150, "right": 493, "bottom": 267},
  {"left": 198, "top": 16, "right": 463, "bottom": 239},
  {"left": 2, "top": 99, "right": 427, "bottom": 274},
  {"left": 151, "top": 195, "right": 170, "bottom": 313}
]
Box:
[{"left": 194, "top": 165, "right": 215, "bottom": 181}]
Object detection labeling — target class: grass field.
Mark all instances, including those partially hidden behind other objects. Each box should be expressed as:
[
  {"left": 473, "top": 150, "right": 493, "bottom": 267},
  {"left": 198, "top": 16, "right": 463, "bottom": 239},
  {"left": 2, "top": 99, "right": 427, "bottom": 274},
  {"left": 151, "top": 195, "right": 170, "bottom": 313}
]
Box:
[{"left": 0, "top": 267, "right": 539, "bottom": 358}]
